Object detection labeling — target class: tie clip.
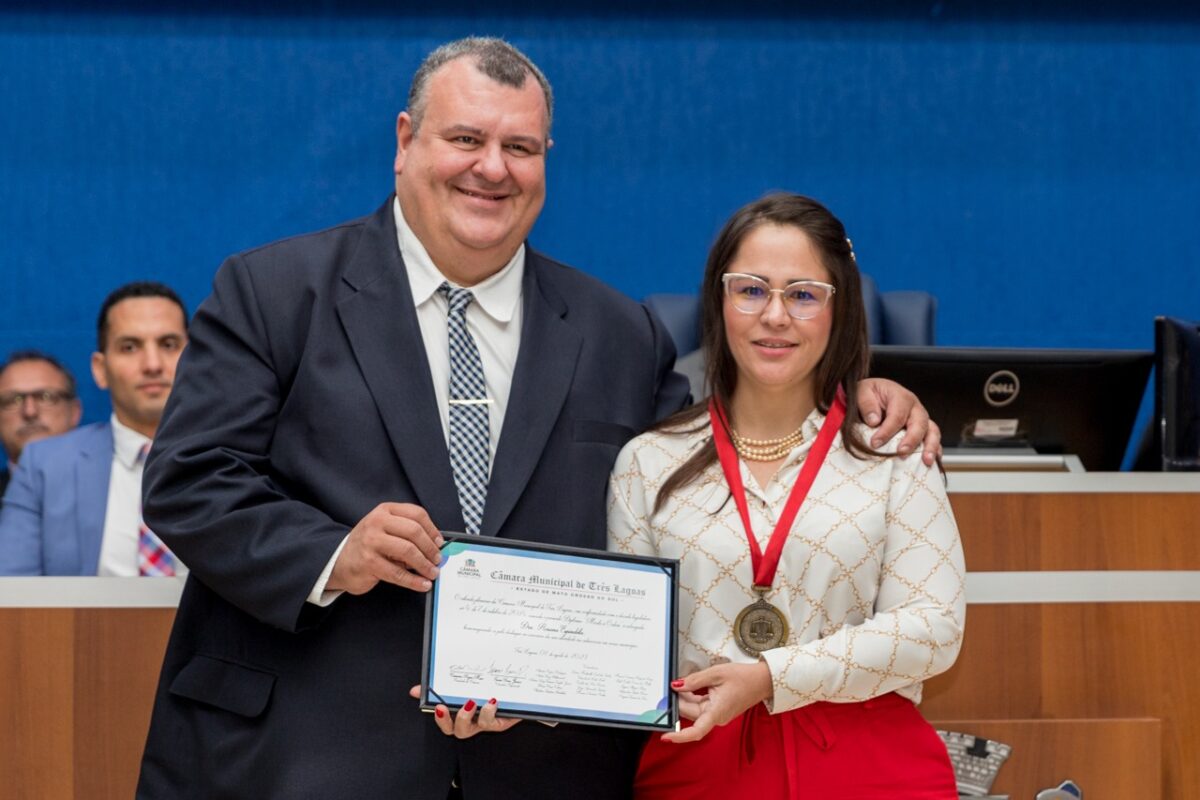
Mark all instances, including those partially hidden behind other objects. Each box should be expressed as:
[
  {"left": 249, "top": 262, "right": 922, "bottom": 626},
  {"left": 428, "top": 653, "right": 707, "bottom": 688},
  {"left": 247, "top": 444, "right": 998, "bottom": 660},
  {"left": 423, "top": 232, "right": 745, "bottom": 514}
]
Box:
[{"left": 448, "top": 398, "right": 494, "bottom": 406}]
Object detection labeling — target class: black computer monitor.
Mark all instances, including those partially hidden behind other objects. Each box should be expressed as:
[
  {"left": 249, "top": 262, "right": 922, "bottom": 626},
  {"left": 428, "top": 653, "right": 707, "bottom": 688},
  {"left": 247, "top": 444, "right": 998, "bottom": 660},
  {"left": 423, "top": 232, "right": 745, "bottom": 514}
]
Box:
[
  {"left": 868, "top": 346, "right": 1153, "bottom": 471},
  {"left": 1154, "top": 317, "right": 1200, "bottom": 471}
]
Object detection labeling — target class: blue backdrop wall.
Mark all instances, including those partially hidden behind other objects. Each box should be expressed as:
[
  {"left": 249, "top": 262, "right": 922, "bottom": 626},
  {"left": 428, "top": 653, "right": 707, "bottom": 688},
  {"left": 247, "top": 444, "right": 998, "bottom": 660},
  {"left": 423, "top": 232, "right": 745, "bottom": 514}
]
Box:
[{"left": 2, "top": 1, "right": 1198, "bottom": 443}]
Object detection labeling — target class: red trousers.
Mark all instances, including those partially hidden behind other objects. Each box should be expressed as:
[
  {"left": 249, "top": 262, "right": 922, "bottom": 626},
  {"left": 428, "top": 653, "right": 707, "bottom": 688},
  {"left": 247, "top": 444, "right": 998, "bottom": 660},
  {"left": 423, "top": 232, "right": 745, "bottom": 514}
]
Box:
[{"left": 635, "top": 692, "right": 957, "bottom": 799}]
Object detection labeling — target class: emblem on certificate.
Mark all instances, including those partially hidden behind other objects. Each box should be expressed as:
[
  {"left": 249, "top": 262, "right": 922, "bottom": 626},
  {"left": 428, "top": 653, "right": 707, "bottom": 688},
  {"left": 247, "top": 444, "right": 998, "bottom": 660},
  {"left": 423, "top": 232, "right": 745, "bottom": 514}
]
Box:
[{"left": 733, "top": 591, "right": 789, "bottom": 655}]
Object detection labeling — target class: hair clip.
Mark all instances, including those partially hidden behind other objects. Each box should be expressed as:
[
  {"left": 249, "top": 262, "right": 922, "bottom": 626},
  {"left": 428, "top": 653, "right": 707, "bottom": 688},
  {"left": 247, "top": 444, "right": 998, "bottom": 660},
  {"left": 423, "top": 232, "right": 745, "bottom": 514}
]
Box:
[{"left": 846, "top": 237, "right": 857, "bottom": 263}]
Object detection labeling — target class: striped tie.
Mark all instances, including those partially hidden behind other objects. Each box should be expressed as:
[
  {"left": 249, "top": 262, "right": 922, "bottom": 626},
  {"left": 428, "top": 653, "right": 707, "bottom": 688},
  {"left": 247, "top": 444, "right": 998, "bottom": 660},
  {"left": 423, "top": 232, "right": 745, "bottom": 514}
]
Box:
[
  {"left": 440, "top": 283, "right": 490, "bottom": 535},
  {"left": 137, "top": 444, "right": 177, "bottom": 577}
]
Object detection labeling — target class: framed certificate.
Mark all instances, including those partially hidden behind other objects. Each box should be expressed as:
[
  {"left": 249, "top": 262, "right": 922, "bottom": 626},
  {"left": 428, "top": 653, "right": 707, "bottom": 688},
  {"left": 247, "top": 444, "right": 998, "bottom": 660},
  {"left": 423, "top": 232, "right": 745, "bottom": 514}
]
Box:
[{"left": 420, "top": 534, "right": 679, "bottom": 731}]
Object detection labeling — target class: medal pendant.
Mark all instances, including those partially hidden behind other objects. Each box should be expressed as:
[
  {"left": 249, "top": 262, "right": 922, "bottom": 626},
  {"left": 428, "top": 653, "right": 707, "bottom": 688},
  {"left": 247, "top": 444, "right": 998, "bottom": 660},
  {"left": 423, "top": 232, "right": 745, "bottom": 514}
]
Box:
[{"left": 733, "top": 595, "right": 789, "bottom": 656}]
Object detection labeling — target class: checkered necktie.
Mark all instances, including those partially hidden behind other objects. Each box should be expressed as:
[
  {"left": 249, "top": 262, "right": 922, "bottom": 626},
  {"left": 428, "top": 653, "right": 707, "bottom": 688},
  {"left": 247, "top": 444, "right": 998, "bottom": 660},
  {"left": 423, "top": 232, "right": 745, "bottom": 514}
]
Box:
[
  {"left": 440, "top": 283, "right": 490, "bottom": 535},
  {"left": 136, "top": 444, "right": 177, "bottom": 577}
]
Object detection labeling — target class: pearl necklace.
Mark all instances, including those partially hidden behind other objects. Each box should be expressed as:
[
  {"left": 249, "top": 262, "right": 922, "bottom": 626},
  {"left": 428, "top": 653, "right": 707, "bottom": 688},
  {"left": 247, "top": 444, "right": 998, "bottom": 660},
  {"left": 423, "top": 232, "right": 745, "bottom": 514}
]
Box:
[{"left": 730, "top": 424, "right": 807, "bottom": 462}]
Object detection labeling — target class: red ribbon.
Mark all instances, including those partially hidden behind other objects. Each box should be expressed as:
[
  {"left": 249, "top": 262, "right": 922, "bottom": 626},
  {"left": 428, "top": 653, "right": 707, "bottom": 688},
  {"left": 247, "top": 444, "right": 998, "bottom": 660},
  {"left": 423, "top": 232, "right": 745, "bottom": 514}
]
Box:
[{"left": 709, "top": 393, "right": 847, "bottom": 590}]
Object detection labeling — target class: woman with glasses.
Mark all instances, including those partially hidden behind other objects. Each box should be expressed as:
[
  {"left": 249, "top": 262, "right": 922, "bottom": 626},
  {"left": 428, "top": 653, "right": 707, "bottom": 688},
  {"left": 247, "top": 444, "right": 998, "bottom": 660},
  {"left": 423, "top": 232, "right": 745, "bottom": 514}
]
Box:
[{"left": 608, "top": 193, "right": 964, "bottom": 798}]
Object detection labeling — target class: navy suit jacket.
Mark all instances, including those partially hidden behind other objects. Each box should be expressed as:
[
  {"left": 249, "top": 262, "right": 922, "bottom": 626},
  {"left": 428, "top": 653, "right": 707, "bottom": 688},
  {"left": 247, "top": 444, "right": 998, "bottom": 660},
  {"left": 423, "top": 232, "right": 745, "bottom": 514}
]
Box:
[
  {"left": 0, "top": 422, "right": 112, "bottom": 575},
  {"left": 137, "top": 200, "right": 689, "bottom": 799}
]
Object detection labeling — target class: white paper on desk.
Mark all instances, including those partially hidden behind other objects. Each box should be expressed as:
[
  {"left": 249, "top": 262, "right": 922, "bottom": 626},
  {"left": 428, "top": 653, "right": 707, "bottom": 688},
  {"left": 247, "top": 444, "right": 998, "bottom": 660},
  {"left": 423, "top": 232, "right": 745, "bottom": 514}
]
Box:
[{"left": 425, "top": 539, "right": 674, "bottom": 729}]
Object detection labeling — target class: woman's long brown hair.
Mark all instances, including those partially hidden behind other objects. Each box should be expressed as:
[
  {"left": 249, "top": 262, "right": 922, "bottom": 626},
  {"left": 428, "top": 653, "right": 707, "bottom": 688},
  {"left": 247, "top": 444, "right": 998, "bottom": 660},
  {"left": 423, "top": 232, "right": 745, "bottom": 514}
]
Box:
[{"left": 652, "top": 193, "right": 879, "bottom": 513}]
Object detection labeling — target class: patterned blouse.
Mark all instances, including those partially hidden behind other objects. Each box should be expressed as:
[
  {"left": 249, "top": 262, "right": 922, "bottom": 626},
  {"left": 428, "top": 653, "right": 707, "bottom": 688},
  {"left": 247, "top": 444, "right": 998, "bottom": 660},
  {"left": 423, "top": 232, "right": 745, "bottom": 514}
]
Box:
[{"left": 607, "top": 409, "right": 966, "bottom": 714}]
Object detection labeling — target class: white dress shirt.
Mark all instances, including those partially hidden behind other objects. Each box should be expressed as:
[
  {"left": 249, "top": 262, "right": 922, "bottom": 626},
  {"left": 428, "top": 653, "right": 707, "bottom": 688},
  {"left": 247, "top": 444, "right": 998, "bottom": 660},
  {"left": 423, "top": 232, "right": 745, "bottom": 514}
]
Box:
[
  {"left": 607, "top": 411, "right": 965, "bottom": 713},
  {"left": 306, "top": 198, "right": 525, "bottom": 604},
  {"left": 98, "top": 414, "right": 187, "bottom": 578},
  {"left": 395, "top": 197, "right": 524, "bottom": 464}
]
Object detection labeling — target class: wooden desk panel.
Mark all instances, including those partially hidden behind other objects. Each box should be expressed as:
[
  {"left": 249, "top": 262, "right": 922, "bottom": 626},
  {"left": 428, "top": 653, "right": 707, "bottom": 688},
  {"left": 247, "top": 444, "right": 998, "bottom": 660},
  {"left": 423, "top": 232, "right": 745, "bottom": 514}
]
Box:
[
  {"left": 74, "top": 609, "right": 176, "bottom": 799},
  {"left": 0, "top": 608, "right": 175, "bottom": 800},
  {"left": 923, "top": 603, "right": 1200, "bottom": 798},
  {"left": 936, "top": 487, "right": 1200, "bottom": 797},
  {"left": 1, "top": 609, "right": 75, "bottom": 799},
  {"left": 950, "top": 493, "right": 1200, "bottom": 571},
  {"left": 927, "top": 718, "right": 1161, "bottom": 799}
]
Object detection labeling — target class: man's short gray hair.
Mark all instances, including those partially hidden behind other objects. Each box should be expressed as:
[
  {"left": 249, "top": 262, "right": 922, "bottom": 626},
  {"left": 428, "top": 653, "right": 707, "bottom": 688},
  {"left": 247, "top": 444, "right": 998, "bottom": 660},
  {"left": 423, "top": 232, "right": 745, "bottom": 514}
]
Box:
[{"left": 407, "top": 37, "right": 554, "bottom": 136}]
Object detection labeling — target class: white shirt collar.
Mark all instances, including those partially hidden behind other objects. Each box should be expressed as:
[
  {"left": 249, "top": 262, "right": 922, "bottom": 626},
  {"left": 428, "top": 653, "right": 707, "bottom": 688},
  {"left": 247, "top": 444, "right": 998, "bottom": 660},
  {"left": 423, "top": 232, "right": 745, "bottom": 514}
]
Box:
[
  {"left": 110, "top": 413, "right": 152, "bottom": 469},
  {"left": 393, "top": 197, "right": 524, "bottom": 323}
]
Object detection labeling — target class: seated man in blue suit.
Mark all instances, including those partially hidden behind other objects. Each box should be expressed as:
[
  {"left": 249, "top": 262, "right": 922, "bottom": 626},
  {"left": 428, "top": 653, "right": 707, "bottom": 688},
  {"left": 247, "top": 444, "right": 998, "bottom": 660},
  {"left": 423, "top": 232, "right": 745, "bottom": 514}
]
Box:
[
  {"left": 0, "top": 282, "right": 189, "bottom": 576},
  {"left": 0, "top": 350, "right": 82, "bottom": 496}
]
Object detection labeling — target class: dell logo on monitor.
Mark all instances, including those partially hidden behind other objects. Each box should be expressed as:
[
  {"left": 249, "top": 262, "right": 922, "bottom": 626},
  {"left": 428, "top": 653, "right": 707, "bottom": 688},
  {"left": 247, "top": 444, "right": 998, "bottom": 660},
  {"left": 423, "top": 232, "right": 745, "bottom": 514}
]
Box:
[{"left": 984, "top": 370, "right": 1020, "bottom": 407}]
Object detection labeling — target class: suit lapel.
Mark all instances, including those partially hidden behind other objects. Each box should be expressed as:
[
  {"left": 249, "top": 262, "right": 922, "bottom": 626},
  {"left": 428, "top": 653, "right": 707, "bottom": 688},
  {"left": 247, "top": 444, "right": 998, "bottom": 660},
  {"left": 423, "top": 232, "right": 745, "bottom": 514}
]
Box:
[
  {"left": 335, "top": 203, "right": 464, "bottom": 530},
  {"left": 481, "top": 253, "right": 581, "bottom": 537},
  {"left": 77, "top": 423, "right": 113, "bottom": 574}
]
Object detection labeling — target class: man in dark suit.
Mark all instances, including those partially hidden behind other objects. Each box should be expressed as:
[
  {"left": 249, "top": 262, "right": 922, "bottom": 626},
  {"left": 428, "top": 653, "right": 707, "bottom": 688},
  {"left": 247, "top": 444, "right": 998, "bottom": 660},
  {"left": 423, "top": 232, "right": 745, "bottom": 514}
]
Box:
[{"left": 138, "top": 38, "right": 935, "bottom": 799}]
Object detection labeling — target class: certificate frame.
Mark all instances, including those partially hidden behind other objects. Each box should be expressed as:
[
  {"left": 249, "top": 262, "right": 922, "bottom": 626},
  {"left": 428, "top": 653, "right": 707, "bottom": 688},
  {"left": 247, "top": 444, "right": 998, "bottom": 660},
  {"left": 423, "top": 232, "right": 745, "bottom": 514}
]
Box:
[{"left": 420, "top": 533, "right": 679, "bottom": 731}]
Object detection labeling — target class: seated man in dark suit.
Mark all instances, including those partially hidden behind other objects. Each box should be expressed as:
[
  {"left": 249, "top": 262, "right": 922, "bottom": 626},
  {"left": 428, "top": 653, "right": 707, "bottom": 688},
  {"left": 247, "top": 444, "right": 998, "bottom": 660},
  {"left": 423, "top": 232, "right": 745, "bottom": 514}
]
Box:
[
  {"left": 0, "top": 350, "right": 81, "bottom": 495},
  {"left": 0, "top": 282, "right": 188, "bottom": 576},
  {"left": 136, "top": 37, "right": 938, "bottom": 799}
]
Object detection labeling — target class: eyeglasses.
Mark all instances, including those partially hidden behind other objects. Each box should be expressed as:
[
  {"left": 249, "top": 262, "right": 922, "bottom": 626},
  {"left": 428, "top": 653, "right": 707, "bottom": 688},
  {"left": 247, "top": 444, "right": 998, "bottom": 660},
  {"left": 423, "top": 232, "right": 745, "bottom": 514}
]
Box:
[
  {"left": 722, "top": 273, "right": 836, "bottom": 320},
  {"left": 0, "top": 389, "right": 77, "bottom": 412}
]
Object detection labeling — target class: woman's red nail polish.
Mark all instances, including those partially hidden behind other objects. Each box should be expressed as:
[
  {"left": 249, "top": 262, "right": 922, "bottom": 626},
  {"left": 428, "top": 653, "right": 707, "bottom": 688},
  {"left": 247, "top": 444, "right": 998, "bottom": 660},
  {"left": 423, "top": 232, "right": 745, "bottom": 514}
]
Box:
[
  {"left": 671, "top": 679, "right": 685, "bottom": 689},
  {"left": 464, "top": 699, "right": 476, "bottom": 712},
  {"left": 435, "top": 707, "right": 445, "bottom": 719},
  {"left": 488, "top": 698, "right": 497, "bottom": 706}
]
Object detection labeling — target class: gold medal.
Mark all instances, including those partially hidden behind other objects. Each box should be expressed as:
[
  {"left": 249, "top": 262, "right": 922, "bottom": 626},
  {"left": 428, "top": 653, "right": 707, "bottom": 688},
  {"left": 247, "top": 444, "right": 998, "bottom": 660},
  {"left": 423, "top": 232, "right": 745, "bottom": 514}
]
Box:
[
  {"left": 733, "top": 593, "right": 789, "bottom": 656},
  {"left": 711, "top": 395, "right": 845, "bottom": 660}
]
